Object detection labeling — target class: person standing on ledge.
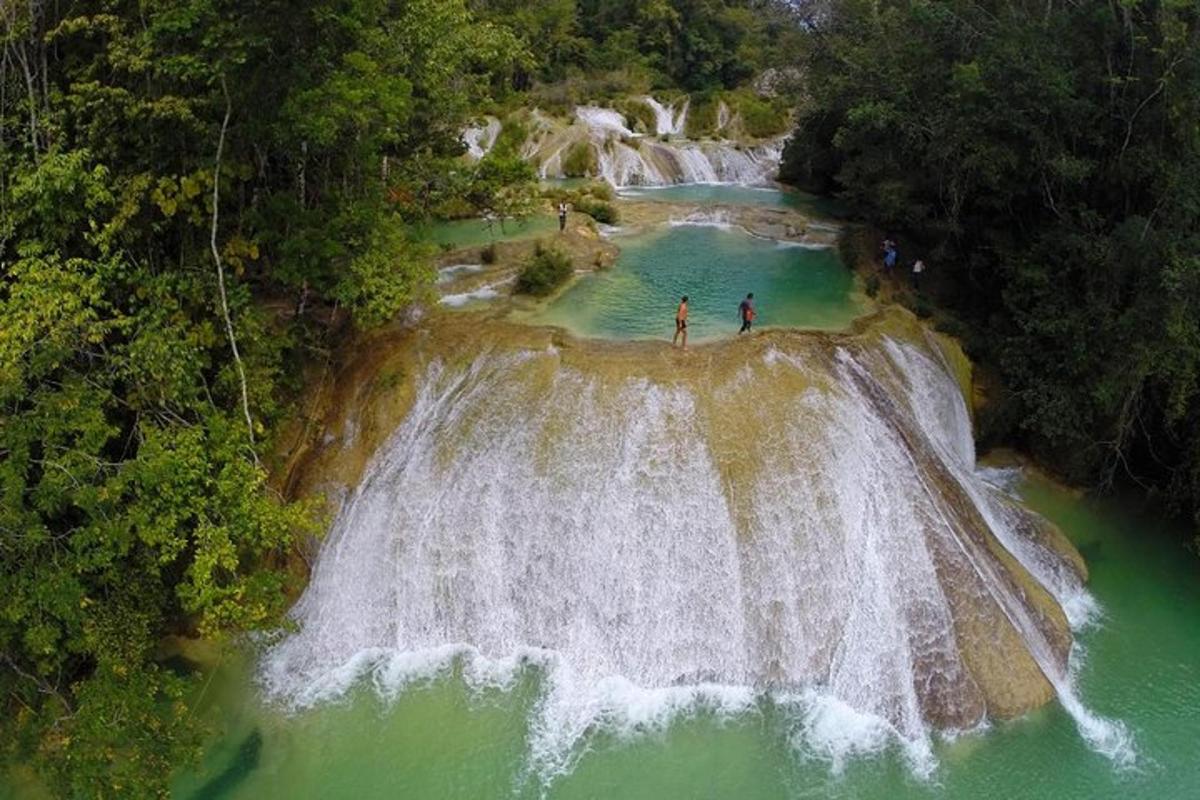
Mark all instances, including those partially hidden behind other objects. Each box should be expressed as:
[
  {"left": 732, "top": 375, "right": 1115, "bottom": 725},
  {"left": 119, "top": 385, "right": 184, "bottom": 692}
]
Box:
[
  {"left": 674, "top": 295, "right": 689, "bottom": 349},
  {"left": 557, "top": 201, "right": 568, "bottom": 233},
  {"left": 738, "top": 292, "right": 756, "bottom": 334},
  {"left": 882, "top": 238, "right": 897, "bottom": 273},
  {"left": 912, "top": 259, "right": 926, "bottom": 290}
]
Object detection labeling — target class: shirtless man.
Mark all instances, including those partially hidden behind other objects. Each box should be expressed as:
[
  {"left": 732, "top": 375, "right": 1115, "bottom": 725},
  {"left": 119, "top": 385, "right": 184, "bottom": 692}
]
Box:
[
  {"left": 738, "top": 292, "right": 755, "bottom": 333},
  {"left": 673, "top": 295, "right": 689, "bottom": 349}
]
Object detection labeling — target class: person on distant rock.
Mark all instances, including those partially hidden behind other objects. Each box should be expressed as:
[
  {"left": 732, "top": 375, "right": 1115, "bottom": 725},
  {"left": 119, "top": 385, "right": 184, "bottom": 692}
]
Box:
[
  {"left": 738, "top": 292, "right": 756, "bottom": 334},
  {"left": 912, "top": 259, "right": 926, "bottom": 290},
  {"left": 558, "top": 201, "right": 569, "bottom": 233},
  {"left": 882, "top": 238, "right": 897, "bottom": 272},
  {"left": 674, "top": 295, "right": 689, "bottom": 349}
]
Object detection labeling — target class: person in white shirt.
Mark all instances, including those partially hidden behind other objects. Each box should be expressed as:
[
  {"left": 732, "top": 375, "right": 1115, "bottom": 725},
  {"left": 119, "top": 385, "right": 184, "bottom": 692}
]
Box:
[{"left": 912, "top": 259, "right": 926, "bottom": 290}]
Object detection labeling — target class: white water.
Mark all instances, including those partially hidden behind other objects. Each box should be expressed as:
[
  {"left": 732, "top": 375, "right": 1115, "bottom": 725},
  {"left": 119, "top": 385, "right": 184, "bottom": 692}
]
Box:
[
  {"left": 644, "top": 96, "right": 688, "bottom": 136},
  {"left": 462, "top": 118, "right": 501, "bottom": 161},
  {"left": 520, "top": 104, "right": 784, "bottom": 186},
  {"left": 716, "top": 101, "right": 732, "bottom": 132},
  {"left": 575, "top": 106, "right": 635, "bottom": 138},
  {"left": 595, "top": 139, "right": 669, "bottom": 186},
  {"left": 438, "top": 277, "right": 512, "bottom": 307},
  {"left": 668, "top": 208, "right": 735, "bottom": 230},
  {"left": 869, "top": 340, "right": 1132, "bottom": 764},
  {"left": 263, "top": 336, "right": 1131, "bottom": 778},
  {"left": 435, "top": 263, "right": 484, "bottom": 285}
]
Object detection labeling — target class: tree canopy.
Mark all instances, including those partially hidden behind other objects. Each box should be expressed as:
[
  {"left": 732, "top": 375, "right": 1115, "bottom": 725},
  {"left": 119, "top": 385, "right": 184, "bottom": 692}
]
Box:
[
  {"left": 0, "top": 1, "right": 524, "bottom": 795},
  {"left": 782, "top": 0, "right": 1200, "bottom": 531},
  {"left": 470, "top": 0, "right": 805, "bottom": 90}
]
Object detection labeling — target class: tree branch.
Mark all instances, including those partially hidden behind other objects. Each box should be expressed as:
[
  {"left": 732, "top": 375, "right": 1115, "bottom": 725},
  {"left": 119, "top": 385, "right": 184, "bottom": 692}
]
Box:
[{"left": 210, "top": 75, "right": 258, "bottom": 464}]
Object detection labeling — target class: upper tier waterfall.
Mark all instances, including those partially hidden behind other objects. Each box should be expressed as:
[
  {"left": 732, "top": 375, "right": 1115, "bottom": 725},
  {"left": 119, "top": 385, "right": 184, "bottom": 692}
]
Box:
[{"left": 462, "top": 98, "right": 784, "bottom": 187}]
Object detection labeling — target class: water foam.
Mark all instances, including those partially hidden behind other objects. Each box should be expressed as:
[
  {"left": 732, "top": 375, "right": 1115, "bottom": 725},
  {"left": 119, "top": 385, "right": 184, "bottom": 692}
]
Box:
[
  {"left": 644, "top": 96, "right": 688, "bottom": 136},
  {"left": 435, "top": 263, "right": 484, "bottom": 285},
  {"left": 462, "top": 118, "right": 501, "bottom": 161},
  {"left": 439, "top": 278, "right": 512, "bottom": 306}
]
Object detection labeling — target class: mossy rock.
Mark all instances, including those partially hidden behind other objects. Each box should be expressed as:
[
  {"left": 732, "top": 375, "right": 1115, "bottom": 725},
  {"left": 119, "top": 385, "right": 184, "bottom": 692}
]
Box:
[{"left": 561, "top": 141, "right": 598, "bottom": 178}]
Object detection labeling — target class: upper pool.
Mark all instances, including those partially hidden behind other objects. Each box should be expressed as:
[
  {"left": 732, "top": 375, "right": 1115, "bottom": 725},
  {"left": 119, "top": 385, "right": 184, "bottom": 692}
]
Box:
[{"left": 519, "top": 224, "right": 864, "bottom": 340}]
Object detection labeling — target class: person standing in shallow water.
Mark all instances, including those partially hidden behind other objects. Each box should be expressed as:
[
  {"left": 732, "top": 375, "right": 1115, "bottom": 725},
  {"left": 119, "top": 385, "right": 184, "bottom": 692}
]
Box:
[
  {"left": 738, "top": 292, "right": 756, "bottom": 333},
  {"left": 557, "top": 201, "right": 568, "bottom": 233},
  {"left": 673, "top": 295, "right": 689, "bottom": 349}
]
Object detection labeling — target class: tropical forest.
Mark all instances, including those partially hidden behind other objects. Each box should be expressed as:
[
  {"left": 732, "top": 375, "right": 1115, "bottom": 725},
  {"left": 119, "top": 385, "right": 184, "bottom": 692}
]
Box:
[{"left": 1, "top": 1, "right": 1197, "bottom": 798}]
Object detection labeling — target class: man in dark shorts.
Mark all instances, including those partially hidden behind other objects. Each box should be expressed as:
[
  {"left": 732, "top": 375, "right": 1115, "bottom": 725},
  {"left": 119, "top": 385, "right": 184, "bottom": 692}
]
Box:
[
  {"left": 673, "top": 295, "right": 688, "bottom": 349},
  {"left": 738, "top": 292, "right": 755, "bottom": 333}
]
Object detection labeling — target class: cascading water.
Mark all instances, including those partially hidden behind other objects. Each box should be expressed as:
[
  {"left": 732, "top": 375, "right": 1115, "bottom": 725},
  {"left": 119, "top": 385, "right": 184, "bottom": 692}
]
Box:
[
  {"left": 716, "top": 100, "right": 732, "bottom": 132},
  {"left": 262, "top": 322, "right": 1132, "bottom": 780},
  {"left": 644, "top": 96, "right": 689, "bottom": 136},
  {"left": 575, "top": 106, "right": 634, "bottom": 138},
  {"left": 462, "top": 118, "right": 501, "bottom": 161},
  {"left": 512, "top": 102, "right": 783, "bottom": 186}
]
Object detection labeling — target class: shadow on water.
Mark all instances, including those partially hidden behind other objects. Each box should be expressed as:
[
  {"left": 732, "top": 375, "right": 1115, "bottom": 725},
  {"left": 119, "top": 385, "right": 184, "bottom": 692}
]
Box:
[
  {"left": 1074, "top": 539, "right": 1105, "bottom": 567},
  {"left": 188, "top": 730, "right": 262, "bottom": 800}
]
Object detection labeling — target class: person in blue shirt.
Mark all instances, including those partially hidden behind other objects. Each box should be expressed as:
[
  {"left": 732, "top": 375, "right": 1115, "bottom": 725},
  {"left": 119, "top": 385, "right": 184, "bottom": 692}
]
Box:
[{"left": 883, "top": 238, "right": 898, "bottom": 272}]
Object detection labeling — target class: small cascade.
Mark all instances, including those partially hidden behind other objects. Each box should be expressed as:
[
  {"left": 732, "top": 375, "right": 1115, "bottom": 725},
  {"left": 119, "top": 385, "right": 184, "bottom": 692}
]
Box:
[
  {"left": 438, "top": 277, "right": 513, "bottom": 307},
  {"left": 461, "top": 118, "right": 500, "bottom": 161},
  {"left": 575, "top": 106, "right": 634, "bottom": 138},
  {"left": 263, "top": 323, "right": 1131, "bottom": 778},
  {"left": 516, "top": 102, "right": 784, "bottom": 187},
  {"left": 716, "top": 101, "right": 732, "bottom": 132},
  {"left": 596, "top": 140, "right": 668, "bottom": 186},
  {"left": 644, "top": 96, "right": 688, "bottom": 136},
  {"left": 668, "top": 208, "right": 734, "bottom": 229},
  {"left": 435, "top": 263, "right": 484, "bottom": 285}
]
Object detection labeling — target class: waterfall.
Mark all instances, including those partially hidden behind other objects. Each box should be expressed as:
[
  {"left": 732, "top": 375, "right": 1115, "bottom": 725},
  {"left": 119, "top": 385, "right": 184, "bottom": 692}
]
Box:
[
  {"left": 262, "top": 328, "right": 1132, "bottom": 778},
  {"left": 462, "top": 118, "right": 500, "bottom": 161},
  {"left": 435, "top": 263, "right": 484, "bottom": 285},
  {"left": 527, "top": 103, "right": 784, "bottom": 187},
  {"left": 596, "top": 140, "right": 668, "bottom": 186},
  {"left": 575, "top": 106, "right": 634, "bottom": 138},
  {"left": 716, "top": 101, "right": 732, "bottom": 132},
  {"left": 644, "top": 96, "right": 688, "bottom": 136}
]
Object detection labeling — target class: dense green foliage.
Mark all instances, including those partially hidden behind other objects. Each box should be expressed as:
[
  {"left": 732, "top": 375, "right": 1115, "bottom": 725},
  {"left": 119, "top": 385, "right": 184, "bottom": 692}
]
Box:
[
  {"left": 783, "top": 0, "right": 1200, "bottom": 531},
  {"left": 471, "top": 0, "right": 805, "bottom": 91},
  {"left": 0, "top": 0, "right": 523, "bottom": 795},
  {"left": 515, "top": 243, "right": 575, "bottom": 295},
  {"left": 685, "top": 89, "right": 791, "bottom": 139}
]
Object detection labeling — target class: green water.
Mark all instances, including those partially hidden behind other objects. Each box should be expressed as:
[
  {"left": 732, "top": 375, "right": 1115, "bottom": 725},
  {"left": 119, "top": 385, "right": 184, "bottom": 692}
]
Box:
[
  {"left": 168, "top": 476, "right": 1200, "bottom": 799},
  {"left": 414, "top": 215, "right": 558, "bottom": 250},
  {"left": 617, "top": 184, "right": 847, "bottom": 217},
  {"left": 521, "top": 225, "right": 864, "bottom": 340}
]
